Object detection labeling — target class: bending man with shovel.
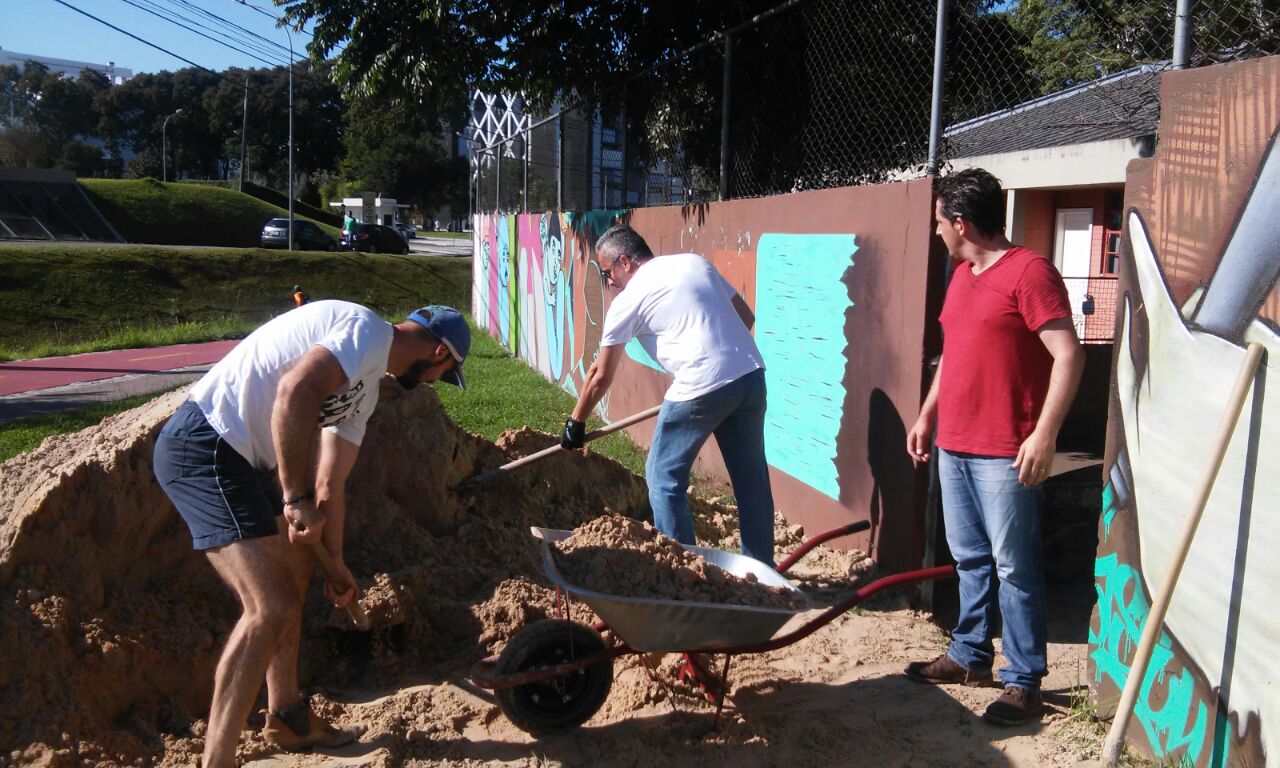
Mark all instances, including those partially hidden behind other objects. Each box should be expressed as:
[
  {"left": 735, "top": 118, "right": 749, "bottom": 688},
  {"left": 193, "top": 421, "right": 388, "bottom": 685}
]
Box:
[
  {"left": 561, "top": 224, "right": 776, "bottom": 566},
  {"left": 153, "top": 301, "right": 469, "bottom": 768}
]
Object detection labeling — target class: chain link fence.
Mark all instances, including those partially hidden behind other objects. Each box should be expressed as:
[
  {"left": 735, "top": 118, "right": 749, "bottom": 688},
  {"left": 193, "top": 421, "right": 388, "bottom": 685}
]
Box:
[{"left": 470, "top": 0, "right": 1280, "bottom": 215}]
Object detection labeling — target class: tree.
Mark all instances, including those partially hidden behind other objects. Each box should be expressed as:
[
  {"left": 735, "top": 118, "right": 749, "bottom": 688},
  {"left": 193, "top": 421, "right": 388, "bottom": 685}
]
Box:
[{"left": 1009, "top": 0, "right": 1279, "bottom": 94}]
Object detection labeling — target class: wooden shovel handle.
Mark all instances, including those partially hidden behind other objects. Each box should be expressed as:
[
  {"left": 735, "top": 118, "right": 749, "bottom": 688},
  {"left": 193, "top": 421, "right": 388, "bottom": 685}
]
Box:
[
  {"left": 307, "top": 539, "right": 371, "bottom": 631},
  {"left": 463, "top": 404, "right": 664, "bottom": 486}
]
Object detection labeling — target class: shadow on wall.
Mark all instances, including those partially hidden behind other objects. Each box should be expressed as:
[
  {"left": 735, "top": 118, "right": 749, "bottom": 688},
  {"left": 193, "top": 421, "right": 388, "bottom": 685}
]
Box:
[{"left": 866, "top": 388, "right": 916, "bottom": 573}]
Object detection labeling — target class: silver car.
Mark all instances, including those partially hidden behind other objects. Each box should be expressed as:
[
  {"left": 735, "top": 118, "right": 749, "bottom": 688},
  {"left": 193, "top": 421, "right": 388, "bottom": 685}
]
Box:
[{"left": 392, "top": 221, "right": 417, "bottom": 240}]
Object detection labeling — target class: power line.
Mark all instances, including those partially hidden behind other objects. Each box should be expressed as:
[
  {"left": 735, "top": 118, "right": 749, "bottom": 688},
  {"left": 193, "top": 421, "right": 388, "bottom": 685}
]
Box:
[
  {"left": 160, "top": 0, "right": 293, "bottom": 58},
  {"left": 150, "top": 0, "right": 289, "bottom": 63},
  {"left": 117, "top": 0, "right": 287, "bottom": 68},
  {"left": 50, "top": 0, "right": 212, "bottom": 72}
]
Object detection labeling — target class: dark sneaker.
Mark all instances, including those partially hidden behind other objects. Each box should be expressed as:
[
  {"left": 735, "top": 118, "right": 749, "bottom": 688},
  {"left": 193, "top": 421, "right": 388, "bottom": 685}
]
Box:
[
  {"left": 982, "top": 686, "right": 1043, "bottom": 726},
  {"left": 262, "top": 700, "right": 366, "bottom": 752},
  {"left": 904, "top": 654, "right": 993, "bottom": 686}
]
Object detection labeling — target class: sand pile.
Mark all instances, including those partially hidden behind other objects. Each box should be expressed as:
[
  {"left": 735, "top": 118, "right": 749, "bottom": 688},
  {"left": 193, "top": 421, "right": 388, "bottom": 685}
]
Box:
[
  {"left": 553, "top": 515, "right": 806, "bottom": 609},
  {"left": 0, "top": 386, "right": 655, "bottom": 766}
]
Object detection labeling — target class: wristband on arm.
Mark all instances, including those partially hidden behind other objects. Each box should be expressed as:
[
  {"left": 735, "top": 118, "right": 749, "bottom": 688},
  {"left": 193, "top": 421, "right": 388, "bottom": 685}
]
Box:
[{"left": 283, "top": 490, "right": 315, "bottom": 507}]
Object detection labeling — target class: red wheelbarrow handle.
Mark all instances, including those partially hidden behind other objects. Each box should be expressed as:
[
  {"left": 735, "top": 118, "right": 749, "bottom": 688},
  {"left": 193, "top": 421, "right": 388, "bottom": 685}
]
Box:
[{"left": 776, "top": 519, "right": 871, "bottom": 574}]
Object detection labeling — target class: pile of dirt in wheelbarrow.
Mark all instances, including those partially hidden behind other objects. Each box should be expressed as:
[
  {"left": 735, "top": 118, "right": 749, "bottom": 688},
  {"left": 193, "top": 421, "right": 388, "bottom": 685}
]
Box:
[
  {"left": 553, "top": 514, "right": 806, "bottom": 609},
  {"left": 0, "top": 385, "right": 661, "bottom": 766}
]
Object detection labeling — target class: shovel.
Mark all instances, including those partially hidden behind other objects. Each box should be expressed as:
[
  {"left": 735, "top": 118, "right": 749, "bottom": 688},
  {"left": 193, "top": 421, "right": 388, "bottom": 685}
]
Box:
[
  {"left": 288, "top": 518, "right": 373, "bottom": 631},
  {"left": 453, "top": 404, "right": 663, "bottom": 491}
]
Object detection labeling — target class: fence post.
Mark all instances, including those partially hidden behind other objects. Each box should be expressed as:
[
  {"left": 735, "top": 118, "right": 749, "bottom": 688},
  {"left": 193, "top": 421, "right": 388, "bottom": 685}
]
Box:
[
  {"left": 620, "top": 83, "right": 628, "bottom": 207},
  {"left": 1172, "top": 0, "right": 1192, "bottom": 69},
  {"left": 557, "top": 109, "right": 564, "bottom": 211},
  {"left": 586, "top": 108, "right": 595, "bottom": 210},
  {"left": 926, "top": 0, "right": 950, "bottom": 177},
  {"left": 523, "top": 128, "right": 529, "bottom": 213},
  {"left": 719, "top": 31, "right": 734, "bottom": 200},
  {"left": 496, "top": 144, "right": 502, "bottom": 213}
]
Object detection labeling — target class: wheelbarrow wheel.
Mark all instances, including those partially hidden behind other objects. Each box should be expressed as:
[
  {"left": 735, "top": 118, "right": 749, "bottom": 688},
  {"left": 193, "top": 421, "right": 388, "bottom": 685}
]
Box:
[{"left": 494, "top": 619, "right": 613, "bottom": 736}]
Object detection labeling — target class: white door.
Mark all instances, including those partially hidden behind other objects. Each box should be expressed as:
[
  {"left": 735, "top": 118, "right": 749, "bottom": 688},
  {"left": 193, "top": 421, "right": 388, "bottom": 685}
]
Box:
[{"left": 1053, "top": 208, "right": 1092, "bottom": 338}]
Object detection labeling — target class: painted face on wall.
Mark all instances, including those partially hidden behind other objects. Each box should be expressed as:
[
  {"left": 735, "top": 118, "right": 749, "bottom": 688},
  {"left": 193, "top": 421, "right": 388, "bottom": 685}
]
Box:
[
  {"left": 481, "top": 238, "right": 491, "bottom": 278},
  {"left": 542, "top": 216, "right": 564, "bottom": 309},
  {"left": 498, "top": 221, "right": 511, "bottom": 287}
]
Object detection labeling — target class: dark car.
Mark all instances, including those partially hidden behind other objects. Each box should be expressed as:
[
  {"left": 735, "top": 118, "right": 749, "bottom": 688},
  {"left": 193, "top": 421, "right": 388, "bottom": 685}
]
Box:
[
  {"left": 342, "top": 223, "right": 410, "bottom": 254},
  {"left": 260, "top": 218, "right": 338, "bottom": 251}
]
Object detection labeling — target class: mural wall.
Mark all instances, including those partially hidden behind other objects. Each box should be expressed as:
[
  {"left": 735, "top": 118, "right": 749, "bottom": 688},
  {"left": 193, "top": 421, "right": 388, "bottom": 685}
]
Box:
[
  {"left": 472, "top": 180, "right": 939, "bottom": 570},
  {"left": 1091, "top": 56, "right": 1280, "bottom": 766}
]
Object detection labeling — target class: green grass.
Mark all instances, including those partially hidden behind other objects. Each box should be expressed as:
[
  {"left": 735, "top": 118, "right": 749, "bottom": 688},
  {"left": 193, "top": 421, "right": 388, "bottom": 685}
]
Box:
[
  {"left": 0, "top": 243, "right": 469, "bottom": 359},
  {"left": 181, "top": 180, "right": 343, "bottom": 228},
  {"left": 81, "top": 178, "right": 340, "bottom": 247},
  {"left": 0, "top": 391, "right": 172, "bottom": 463},
  {"left": 435, "top": 322, "right": 648, "bottom": 476}
]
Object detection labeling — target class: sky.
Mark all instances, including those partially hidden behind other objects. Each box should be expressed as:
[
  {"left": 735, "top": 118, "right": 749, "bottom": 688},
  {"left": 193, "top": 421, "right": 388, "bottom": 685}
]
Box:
[{"left": 0, "top": 0, "right": 333, "bottom": 75}]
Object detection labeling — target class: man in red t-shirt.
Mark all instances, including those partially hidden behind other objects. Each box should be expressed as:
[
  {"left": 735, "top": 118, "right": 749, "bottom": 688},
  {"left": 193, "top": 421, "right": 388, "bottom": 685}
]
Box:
[{"left": 903, "top": 169, "right": 1083, "bottom": 725}]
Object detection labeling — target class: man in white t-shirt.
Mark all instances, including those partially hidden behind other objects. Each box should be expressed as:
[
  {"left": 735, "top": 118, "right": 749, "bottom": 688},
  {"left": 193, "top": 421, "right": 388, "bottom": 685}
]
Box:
[
  {"left": 561, "top": 224, "right": 776, "bottom": 565},
  {"left": 152, "top": 301, "right": 469, "bottom": 767}
]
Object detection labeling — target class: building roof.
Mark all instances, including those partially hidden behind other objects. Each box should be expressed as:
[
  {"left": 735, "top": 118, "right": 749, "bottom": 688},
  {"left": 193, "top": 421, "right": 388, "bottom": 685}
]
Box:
[{"left": 944, "top": 63, "right": 1165, "bottom": 159}]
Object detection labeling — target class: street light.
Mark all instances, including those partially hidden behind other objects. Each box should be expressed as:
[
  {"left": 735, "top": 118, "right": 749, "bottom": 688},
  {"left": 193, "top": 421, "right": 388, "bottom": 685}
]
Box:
[
  {"left": 238, "top": 0, "right": 293, "bottom": 250},
  {"left": 162, "top": 108, "right": 183, "bottom": 183},
  {"left": 455, "top": 131, "right": 483, "bottom": 221}
]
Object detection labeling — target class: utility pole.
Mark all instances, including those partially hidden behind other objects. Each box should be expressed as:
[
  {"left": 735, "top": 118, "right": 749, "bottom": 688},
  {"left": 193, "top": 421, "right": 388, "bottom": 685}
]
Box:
[{"left": 239, "top": 77, "right": 249, "bottom": 192}]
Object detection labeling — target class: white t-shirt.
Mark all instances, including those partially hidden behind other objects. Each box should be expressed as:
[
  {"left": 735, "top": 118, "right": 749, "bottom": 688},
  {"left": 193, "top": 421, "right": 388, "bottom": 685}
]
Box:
[
  {"left": 600, "top": 253, "right": 763, "bottom": 401},
  {"left": 190, "top": 300, "right": 394, "bottom": 469}
]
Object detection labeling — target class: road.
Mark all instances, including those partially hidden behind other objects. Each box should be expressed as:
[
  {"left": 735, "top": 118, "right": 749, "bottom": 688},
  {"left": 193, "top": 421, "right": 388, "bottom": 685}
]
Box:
[
  {"left": 408, "top": 234, "right": 472, "bottom": 257},
  {"left": 0, "top": 341, "right": 238, "bottom": 426}
]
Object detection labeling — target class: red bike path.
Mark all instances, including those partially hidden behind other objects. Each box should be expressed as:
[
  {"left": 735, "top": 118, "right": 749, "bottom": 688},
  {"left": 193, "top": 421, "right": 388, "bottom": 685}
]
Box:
[{"left": 0, "top": 340, "right": 239, "bottom": 397}]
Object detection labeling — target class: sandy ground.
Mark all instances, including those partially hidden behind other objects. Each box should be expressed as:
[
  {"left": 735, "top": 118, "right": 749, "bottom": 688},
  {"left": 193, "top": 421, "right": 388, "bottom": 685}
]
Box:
[{"left": 0, "top": 387, "right": 1107, "bottom": 768}]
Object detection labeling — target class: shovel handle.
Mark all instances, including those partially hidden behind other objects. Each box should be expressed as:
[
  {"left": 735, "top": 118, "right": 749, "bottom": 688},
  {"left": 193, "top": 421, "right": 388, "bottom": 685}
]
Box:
[
  {"left": 465, "top": 404, "right": 664, "bottom": 485},
  {"left": 306, "top": 537, "right": 371, "bottom": 631}
]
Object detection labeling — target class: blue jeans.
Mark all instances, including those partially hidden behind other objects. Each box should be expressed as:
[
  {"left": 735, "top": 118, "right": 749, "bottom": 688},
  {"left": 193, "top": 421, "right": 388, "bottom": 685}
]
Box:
[
  {"left": 646, "top": 369, "right": 775, "bottom": 566},
  {"left": 939, "top": 448, "right": 1047, "bottom": 691}
]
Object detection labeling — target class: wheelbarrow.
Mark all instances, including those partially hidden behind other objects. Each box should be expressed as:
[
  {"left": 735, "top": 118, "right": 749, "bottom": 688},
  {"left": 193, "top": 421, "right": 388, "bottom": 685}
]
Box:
[{"left": 469, "top": 520, "right": 957, "bottom": 736}]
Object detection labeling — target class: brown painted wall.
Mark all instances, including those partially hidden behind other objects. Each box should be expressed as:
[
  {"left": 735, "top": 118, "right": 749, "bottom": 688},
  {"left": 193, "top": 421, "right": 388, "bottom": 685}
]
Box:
[
  {"left": 1092, "top": 55, "right": 1280, "bottom": 766},
  {"left": 473, "top": 179, "right": 938, "bottom": 570}
]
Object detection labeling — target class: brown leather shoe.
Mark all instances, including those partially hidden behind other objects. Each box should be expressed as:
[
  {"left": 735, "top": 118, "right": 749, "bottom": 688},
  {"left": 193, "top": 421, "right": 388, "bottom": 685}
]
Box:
[
  {"left": 982, "top": 686, "right": 1043, "bottom": 726},
  {"left": 262, "top": 700, "right": 366, "bottom": 752},
  {"left": 904, "top": 653, "right": 992, "bottom": 686}
]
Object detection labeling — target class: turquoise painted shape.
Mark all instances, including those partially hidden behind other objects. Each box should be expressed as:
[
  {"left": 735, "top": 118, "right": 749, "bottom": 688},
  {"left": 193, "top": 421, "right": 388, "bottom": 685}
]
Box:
[
  {"left": 625, "top": 338, "right": 666, "bottom": 372},
  {"left": 754, "top": 233, "right": 856, "bottom": 500},
  {"left": 1091, "top": 551, "right": 1219, "bottom": 765}
]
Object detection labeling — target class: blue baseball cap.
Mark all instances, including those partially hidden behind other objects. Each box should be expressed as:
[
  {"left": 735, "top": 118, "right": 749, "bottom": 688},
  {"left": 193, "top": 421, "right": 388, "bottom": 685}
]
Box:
[{"left": 406, "top": 305, "right": 470, "bottom": 388}]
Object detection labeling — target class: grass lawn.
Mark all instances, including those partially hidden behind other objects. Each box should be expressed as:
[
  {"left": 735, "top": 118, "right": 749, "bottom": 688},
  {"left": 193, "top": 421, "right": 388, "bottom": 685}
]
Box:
[
  {"left": 82, "top": 178, "right": 341, "bottom": 248},
  {"left": 435, "top": 323, "right": 648, "bottom": 476},
  {"left": 0, "top": 320, "right": 648, "bottom": 476},
  {"left": 0, "top": 391, "right": 172, "bottom": 463},
  {"left": 0, "top": 244, "right": 470, "bottom": 360}
]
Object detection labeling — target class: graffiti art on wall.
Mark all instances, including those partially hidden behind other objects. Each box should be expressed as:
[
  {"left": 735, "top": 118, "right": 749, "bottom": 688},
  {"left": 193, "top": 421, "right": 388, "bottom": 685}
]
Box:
[
  {"left": 755, "top": 233, "right": 858, "bottom": 500},
  {"left": 1093, "top": 57, "right": 1280, "bottom": 766},
  {"left": 470, "top": 178, "right": 936, "bottom": 570}
]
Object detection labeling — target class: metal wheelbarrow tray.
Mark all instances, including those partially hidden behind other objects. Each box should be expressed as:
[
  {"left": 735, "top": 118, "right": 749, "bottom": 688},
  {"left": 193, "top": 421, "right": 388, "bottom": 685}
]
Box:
[
  {"left": 531, "top": 526, "right": 811, "bottom": 652},
  {"left": 471, "top": 520, "right": 957, "bottom": 737}
]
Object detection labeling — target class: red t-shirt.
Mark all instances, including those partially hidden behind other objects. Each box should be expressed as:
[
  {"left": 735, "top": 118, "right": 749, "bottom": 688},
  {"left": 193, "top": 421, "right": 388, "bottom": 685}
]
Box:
[{"left": 936, "top": 246, "right": 1072, "bottom": 457}]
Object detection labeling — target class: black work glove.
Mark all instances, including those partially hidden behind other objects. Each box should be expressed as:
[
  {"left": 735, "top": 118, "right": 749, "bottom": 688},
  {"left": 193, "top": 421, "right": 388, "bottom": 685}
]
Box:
[{"left": 561, "top": 418, "right": 587, "bottom": 450}]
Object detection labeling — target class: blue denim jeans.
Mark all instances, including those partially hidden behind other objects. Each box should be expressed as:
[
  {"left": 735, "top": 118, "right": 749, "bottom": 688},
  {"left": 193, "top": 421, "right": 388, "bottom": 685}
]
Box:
[
  {"left": 939, "top": 448, "right": 1047, "bottom": 691},
  {"left": 646, "top": 368, "right": 775, "bottom": 566}
]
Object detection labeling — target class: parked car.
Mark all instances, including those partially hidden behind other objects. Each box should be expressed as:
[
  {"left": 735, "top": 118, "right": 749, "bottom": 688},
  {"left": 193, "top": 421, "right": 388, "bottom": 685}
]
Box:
[
  {"left": 260, "top": 218, "right": 338, "bottom": 251},
  {"left": 392, "top": 221, "right": 417, "bottom": 240},
  {"left": 342, "top": 223, "right": 410, "bottom": 254}
]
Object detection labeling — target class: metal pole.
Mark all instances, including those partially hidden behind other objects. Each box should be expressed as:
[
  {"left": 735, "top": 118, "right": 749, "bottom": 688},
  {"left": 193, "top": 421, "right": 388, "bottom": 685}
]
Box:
[
  {"left": 162, "top": 108, "right": 182, "bottom": 182},
  {"left": 620, "top": 84, "right": 628, "bottom": 207},
  {"left": 285, "top": 24, "right": 294, "bottom": 251},
  {"left": 1172, "top": 0, "right": 1193, "bottom": 70},
  {"left": 239, "top": 77, "right": 249, "bottom": 192},
  {"left": 523, "top": 128, "right": 529, "bottom": 213},
  {"left": 557, "top": 110, "right": 564, "bottom": 210},
  {"left": 719, "top": 31, "right": 734, "bottom": 200},
  {"left": 496, "top": 144, "right": 502, "bottom": 213},
  {"left": 926, "top": 0, "right": 950, "bottom": 177}
]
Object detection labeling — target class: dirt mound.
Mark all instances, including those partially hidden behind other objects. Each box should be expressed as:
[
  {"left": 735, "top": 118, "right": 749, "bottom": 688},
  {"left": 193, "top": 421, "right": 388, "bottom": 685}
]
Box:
[
  {"left": 0, "top": 386, "right": 657, "bottom": 766},
  {"left": 553, "top": 515, "right": 806, "bottom": 609}
]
